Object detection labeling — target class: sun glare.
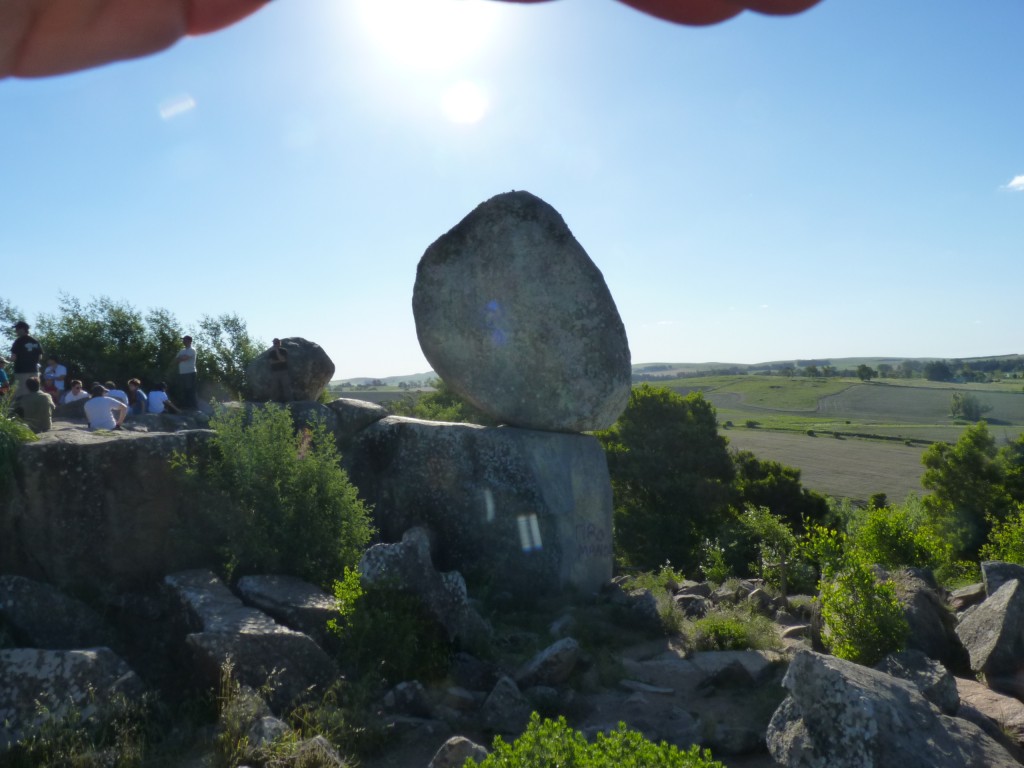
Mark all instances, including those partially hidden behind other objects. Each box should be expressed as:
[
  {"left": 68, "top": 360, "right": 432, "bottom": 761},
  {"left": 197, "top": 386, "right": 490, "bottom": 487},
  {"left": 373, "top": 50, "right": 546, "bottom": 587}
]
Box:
[
  {"left": 441, "top": 80, "right": 489, "bottom": 123},
  {"left": 352, "top": 0, "right": 500, "bottom": 72}
]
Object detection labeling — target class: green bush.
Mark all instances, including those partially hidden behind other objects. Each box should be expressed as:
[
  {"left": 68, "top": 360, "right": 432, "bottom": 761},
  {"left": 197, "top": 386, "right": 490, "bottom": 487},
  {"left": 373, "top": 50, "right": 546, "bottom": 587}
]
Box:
[
  {"left": 846, "top": 499, "right": 949, "bottom": 571},
  {"left": 819, "top": 560, "right": 908, "bottom": 666},
  {"left": 329, "top": 568, "right": 451, "bottom": 686},
  {"left": 0, "top": 391, "right": 37, "bottom": 495},
  {"left": 177, "top": 404, "right": 374, "bottom": 587},
  {"left": 980, "top": 503, "right": 1024, "bottom": 565},
  {"left": 691, "top": 606, "right": 780, "bottom": 653},
  {"left": 465, "top": 712, "right": 724, "bottom": 768}
]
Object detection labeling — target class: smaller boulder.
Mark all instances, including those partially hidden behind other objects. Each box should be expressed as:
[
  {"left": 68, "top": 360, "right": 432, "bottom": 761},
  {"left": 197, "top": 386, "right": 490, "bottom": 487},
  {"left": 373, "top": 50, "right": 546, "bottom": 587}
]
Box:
[
  {"left": 429, "top": 735, "right": 489, "bottom": 768},
  {"left": 515, "top": 637, "right": 580, "bottom": 688},
  {"left": 246, "top": 337, "right": 334, "bottom": 402},
  {"left": 982, "top": 561, "right": 1024, "bottom": 597},
  {"left": 480, "top": 676, "right": 532, "bottom": 734}
]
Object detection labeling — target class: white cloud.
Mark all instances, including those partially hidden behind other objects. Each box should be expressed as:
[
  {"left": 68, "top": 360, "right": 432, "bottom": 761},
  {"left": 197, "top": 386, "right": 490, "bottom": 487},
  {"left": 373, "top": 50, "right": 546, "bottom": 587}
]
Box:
[
  {"left": 159, "top": 94, "right": 196, "bottom": 120},
  {"left": 1005, "top": 175, "right": 1024, "bottom": 192}
]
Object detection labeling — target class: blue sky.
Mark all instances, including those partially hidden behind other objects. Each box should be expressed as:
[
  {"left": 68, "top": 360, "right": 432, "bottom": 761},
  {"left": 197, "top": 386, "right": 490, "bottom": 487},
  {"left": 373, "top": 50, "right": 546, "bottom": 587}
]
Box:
[{"left": 2, "top": 0, "right": 1022, "bottom": 379}]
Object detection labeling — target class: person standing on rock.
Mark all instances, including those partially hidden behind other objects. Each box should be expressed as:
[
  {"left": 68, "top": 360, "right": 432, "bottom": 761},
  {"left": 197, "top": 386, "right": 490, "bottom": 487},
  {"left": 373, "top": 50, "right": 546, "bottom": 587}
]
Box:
[
  {"left": 10, "top": 321, "right": 43, "bottom": 401},
  {"left": 42, "top": 355, "right": 67, "bottom": 402},
  {"left": 175, "top": 335, "right": 197, "bottom": 409},
  {"left": 268, "top": 338, "right": 292, "bottom": 403}
]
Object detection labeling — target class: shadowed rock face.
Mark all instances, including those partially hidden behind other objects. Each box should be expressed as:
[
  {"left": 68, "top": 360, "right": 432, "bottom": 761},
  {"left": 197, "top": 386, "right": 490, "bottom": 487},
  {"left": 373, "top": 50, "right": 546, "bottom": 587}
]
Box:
[
  {"left": 413, "top": 190, "right": 631, "bottom": 433},
  {"left": 344, "top": 416, "right": 614, "bottom": 597},
  {"left": 1, "top": 429, "right": 221, "bottom": 594}
]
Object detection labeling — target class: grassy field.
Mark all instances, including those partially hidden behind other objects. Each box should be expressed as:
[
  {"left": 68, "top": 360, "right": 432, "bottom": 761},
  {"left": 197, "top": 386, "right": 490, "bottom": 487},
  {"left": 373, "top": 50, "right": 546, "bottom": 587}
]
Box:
[
  {"left": 723, "top": 428, "right": 927, "bottom": 504},
  {"left": 335, "top": 374, "right": 1024, "bottom": 505},
  {"left": 664, "top": 374, "right": 1024, "bottom": 504}
]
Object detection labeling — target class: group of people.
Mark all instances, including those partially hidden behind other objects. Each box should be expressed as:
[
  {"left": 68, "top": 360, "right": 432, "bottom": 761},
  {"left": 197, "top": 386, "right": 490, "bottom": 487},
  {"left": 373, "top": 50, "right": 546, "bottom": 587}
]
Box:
[{"left": 3, "top": 321, "right": 198, "bottom": 433}]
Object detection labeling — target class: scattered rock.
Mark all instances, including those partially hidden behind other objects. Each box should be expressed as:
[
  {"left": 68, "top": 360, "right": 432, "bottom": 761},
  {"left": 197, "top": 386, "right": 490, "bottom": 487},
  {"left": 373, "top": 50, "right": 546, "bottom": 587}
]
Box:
[
  {"left": 982, "top": 561, "right": 1024, "bottom": 597},
  {"left": 358, "top": 527, "right": 491, "bottom": 649},
  {"left": 874, "top": 648, "right": 959, "bottom": 715},
  {"left": 0, "top": 647, "right": 145, "bottom": 754},
  {"left": 0, "top": 575, "right": 118, "bottom": 650},
  {"left": 164, "top": 570, "right": 338, "bottom": 712},
  {"left": 515, "top": 637, "right": 580, "bottom": 688},
  {"left": 949, "top": 582, "right": 987, "bottom": 613},
  {"left": 428, "top": 735, "right": 489, "bottom": 768},
  {"left": 480, "top": 676, "right": 532, "bottom": 734},
  {"left": 236, "top": 574, "right": 339, "bottom": 650},
  {"left": 767, "top": 649, "right": 1019, "bottom": 768},
  {"left": 955, "top": 578, "right": 1024, "bottom": 690}
]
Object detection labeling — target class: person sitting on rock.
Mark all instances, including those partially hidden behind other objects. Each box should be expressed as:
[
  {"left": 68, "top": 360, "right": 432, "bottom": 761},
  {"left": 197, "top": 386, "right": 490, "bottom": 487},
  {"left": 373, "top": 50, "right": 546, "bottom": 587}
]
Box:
[
  {"left": 62, "top": 379, "right": 89, "bottom": 405},
  {"left": 147, "top": 382, "right": 180, "bottom": 415},
  {"left": 268, "top": 337, "right": 293, "bottom": 403},
  {"left": 84, "top": 383, "right": 127, "bottom": 431},
  {"left": 104, "top": 380, "right": 130, "bottom": 408},
  {"left": 13, "top": 376, "right": 54, "bottom": 433},
  {"left": 127, "top": 378, "right": 147, "bottom": 416}
]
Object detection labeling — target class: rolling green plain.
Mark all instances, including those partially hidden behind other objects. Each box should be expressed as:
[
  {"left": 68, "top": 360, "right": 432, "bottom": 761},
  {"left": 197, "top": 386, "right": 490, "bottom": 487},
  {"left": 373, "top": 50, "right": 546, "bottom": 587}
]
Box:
[
  {"left": 332, "top": 373, "right": 1024, "bottom": 506},
  {"left": 661, "top": 375, "right": 1024, "bottom": 505}
]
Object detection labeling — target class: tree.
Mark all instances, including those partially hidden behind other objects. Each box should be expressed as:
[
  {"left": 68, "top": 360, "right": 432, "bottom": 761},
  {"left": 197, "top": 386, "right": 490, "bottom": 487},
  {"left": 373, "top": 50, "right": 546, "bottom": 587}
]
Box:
[
  {"left": 856, "top": 364, "right": 876, "bottom": 382},
  {"left": 597, "top": 385, "right": 735, "bottom": 571},
  {"left": 193, "top": 312, "right": 264, "bottom": 400},
  {"left": 921, "top": 422, "right": 1011, "bottom": 559},
  {"left": 731, "top": 450, "right": 829, "bottom": 533},
  {"left": 34, "top": 294, "right": 176, "bottom": 387},
  {"left": 740, "top": 506, "right": 798, "bottom": 597},
  {"left": 877, "top": 363, "right": 893, "bottom": 378},
  {"left": 949, "top": 391, "right": 991, "bottom": 422},
  {"left": 924, "top": 360, "right": 954, "bottom": 382}
]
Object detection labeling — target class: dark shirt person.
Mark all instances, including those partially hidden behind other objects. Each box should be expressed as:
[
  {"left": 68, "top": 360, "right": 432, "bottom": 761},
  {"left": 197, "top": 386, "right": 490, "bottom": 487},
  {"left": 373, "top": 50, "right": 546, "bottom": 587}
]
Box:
[
  {"left": 14, "top": 376, "right": 54, "bottom": 433},
  {"left": 10, "top": 321, "right": 43, "bottom": 400}
]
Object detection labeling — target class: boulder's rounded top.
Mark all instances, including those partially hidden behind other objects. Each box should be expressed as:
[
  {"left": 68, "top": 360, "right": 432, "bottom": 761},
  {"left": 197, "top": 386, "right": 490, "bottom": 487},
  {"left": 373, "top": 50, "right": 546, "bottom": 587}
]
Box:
[{"left": 413, "top": 190, "right": 631, "bottom": 433}]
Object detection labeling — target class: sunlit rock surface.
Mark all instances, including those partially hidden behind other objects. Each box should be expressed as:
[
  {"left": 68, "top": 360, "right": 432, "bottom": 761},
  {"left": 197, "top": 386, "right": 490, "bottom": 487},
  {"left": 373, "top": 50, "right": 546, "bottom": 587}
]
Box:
[{"left": 413, "top": 190, "right": 631, "bottom": 433}]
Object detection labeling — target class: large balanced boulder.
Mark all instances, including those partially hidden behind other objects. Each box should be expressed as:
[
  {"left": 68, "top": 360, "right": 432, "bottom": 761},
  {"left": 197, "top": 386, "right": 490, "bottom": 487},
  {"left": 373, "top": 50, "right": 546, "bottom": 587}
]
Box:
[
  {"left": 246, "top": 337, "right": 334, "bottom": 402},
  {"left": 412, "top": 190, "right": 631, "bottom": 433},
  {"left": 767, "top": 650, "right": 1019, "bottom": 768},
  {"left": 344, "top": 416, "right": 614, "bottom": 598}
]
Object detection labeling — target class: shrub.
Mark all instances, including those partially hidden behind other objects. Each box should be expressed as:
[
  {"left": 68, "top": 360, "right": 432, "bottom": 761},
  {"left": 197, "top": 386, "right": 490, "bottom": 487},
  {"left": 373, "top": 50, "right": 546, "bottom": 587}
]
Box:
[
  {"left": 0, "top": 391, "right": 37, "bottom": 495},
  {"left": 691, "top": 606, "right": 780, "bottom": 653},
  {"left": 980, "top": 503, "right": 1024, "bottom": 565},
  {"left": 465, "top": 712, "right": 725, "bottom": 767},
  {"left": 846, "top": 500, "right": 949, "bottom": 571},
  {"left": 819, "top": 560, "right": 908, "bottom": 665},
  {"left": 329, "top": 568, "right": 452, "bottom": 685},
  {"left": 176, "top": 404, "right": 374, "bottom": 587},
  {"left": 745, "top": 420, "right": 759, "bottom": 428}
]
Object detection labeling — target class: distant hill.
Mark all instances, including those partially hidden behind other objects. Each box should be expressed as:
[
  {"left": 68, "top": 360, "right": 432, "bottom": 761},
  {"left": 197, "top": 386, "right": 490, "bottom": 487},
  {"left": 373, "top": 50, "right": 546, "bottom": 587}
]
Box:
[
  {"left": 333, "top": 355, "right": 1023, "bottom": 387},
  {"left": 333, "top": 371, "right": 435, "bottom": 387}
]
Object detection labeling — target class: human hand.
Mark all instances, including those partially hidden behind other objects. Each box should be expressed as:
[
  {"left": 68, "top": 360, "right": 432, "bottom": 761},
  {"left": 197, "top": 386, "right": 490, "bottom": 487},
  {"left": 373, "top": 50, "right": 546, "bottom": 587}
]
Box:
[
  {"left": 2, "top": 0, "right": 268, "bottom": 79},
  {"left": 3, "top": 0, "right": 821, "bottom": 79}
]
